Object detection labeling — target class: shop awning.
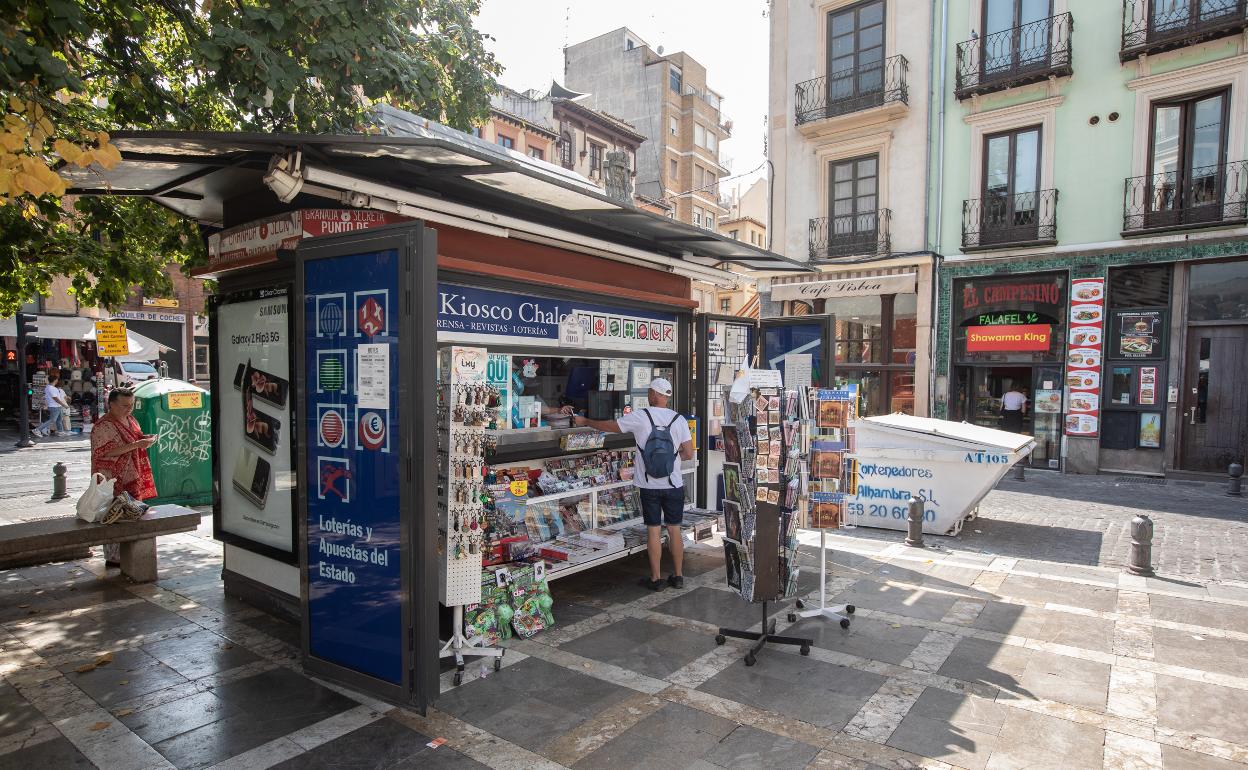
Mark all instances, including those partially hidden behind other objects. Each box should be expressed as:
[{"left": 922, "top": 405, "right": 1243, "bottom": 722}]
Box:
[
  {"left": 56, "top": 109, "right": 812, "bottom": 284},
  {"left": 0, "top": 315, "right": 172, "bottom": 359}
]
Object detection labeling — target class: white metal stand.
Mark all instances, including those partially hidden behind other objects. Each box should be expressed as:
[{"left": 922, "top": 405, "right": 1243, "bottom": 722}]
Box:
[
  {"left": 438, "top": 604, "right": 504, "bottom": 686},
  {"left": 788, "top": 530, "right": 855, "bottom": 628}
]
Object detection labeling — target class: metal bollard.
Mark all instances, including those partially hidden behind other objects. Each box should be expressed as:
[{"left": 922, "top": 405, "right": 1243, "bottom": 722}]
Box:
[
  {"left": 51, "top": 462, "right": 68, "bottom": 500},
  {"left": 1229, "top": 463, "right": 1244, "bottom": 497},
  {"left": 1013, "top": 461, "right": 1026, "bottom": 481},
  {"left": 1126, "top": 513, "right": 1155, "bottom": 576},
  {"left": 905, "top": 496, "right": 925, "bottom": 548}
]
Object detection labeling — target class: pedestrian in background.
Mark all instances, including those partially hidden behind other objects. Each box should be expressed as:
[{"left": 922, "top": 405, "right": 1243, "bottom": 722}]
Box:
[
  {"left": 34, "top": 373, "right": 70, "bottom": 437},
  {"left": 1000, "top": 386, "right": 1027, "bottom": 433}
]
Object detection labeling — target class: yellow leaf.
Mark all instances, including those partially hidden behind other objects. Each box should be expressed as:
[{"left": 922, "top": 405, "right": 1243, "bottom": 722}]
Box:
[
  {"left": 89, "top": 722, "right": 110, "bottom": 732},
  {"left": 97, "top": 131, "right": 110, "bottom": 144},
  {"left": 95, "top": 143, "right": 123, "bottom": 169},
  {"left": 74, "top": 149, "right": 95, "bottom": 169},
  {"left": 0, "top": 132, "right": 23, "bottom": 152},
  {"left": 53, "top": 138, "right": 81, "bottom": 164},
  {"left": 114, "top": 708, "right": 134, "bottom": 717},
  {"left": 7, "top": 95, "right": 21, "bottom": 112},
  {"left": 15, "top": 171, "right": 49, "bottom": 198}
]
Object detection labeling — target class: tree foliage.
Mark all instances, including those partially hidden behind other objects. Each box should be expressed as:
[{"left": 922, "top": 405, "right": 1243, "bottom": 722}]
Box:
[{"left": 0, "top": 0, "right": 500, "bottom": 316}]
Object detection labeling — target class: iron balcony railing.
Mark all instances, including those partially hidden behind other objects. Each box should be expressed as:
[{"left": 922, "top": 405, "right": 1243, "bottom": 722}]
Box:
[
  {"left": 1121, "top": 0, "right": 1248, "bottom": 60},
  {"left": 955, "top": 13, "right": 1073, "bottom": 99},
  {"left": 808, "top": 210, "right": 892, "bottom": 260},
  {"left": 1123, "top": 160, "right": 1248, "bottom": 234},
  {"left": 795, "top": 55, "right": 909, "bottom": 126},
  {"left": 962, "top": 189, "right": 1058, "bottom": 250}
]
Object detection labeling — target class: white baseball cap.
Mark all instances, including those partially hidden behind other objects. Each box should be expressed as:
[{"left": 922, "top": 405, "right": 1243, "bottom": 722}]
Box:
[{"left": 649, "top": 377, "right": 673, "bottom": 396}]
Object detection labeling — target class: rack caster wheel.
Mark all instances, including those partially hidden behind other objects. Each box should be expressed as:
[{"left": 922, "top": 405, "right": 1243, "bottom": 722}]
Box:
[
  {"left": 744, "top": 653, "right": 756, "bottom": 667},
  {"left": 840, "top": 617, "right": 851, "bottom": 629},
  {"left": 795, "top": 599, "right": 806, "bottom": 610},
  {"left": 494, "top": 658, "right": 502, "bottom": 672},
  {"left": 846, "top": 605, "right": 856, "bottom": 614},
  {"left": 453, "top": 670, "right": 463, "bottom": 686},
  {"left": 715, "top": 634, "right": 726, "bottom": 645},
  {"left": 800, "top": 645, "right": 810, "bottom": 656},
  {"left": 787, "top": 613, "right": 797, "bottom": 622}
]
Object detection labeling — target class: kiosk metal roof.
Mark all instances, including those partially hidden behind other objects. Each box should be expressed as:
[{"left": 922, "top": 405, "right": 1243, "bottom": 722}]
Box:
[{"left": 59, "top": 106, "right": 809, "bottom": 276}]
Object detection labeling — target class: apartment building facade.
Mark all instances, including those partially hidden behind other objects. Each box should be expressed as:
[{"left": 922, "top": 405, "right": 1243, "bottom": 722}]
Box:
[
  {"left": 489, "top": 87, "right": 645, "bottom": 203},
  {"left": 930, "top": 0, "right": 1248, "bottom": 475},
  {"left": 564, "top": 28, "right": 732, "bottom": 228},
  {"left": 765, "top": 0, "right": 938, "bottom": 418}
]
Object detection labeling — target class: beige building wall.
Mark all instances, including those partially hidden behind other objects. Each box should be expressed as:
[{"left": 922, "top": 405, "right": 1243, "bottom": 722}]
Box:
[{"left": 564, "top": 28, "right": 731, "bottom": 228}]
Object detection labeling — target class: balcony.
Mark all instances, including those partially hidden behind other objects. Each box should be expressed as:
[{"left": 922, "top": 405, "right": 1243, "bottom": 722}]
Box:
[
  {"left": 1121, "top": 0, "right": 1248, "bottom": 61},
  {"left": 808, "top": 210, "right": 892, "bottom": 261},
  {"left": 955, "top": 13, "right": 1073, "bottom": 100},
  {"left": 962, "top": 189, "right": 1058, "bottom": 251},
  {"left": 794, "top": 55, "right": 909, "bottom": 134},
  {"left": 1122, "top": 160, "right": 1248, "bottom": 234}
]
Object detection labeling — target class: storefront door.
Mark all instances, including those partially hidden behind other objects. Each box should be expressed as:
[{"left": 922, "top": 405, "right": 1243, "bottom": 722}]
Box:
[{"left": 1180, "top": 324, "right": 1248, "bottom": 472}]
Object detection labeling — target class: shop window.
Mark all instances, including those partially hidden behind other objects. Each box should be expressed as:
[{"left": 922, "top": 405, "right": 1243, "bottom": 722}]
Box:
[
  {"left": 832, "top": 295, "right": 884, "bottom": 364},
  {"left": 1189, "top": 259, "right": 1248, "bottom": 321},
  {"left": 502, "top": 355, "right": 677, "bottom": 429},
  {"left": 193, "top": 343, "right": 210, "bottom": 381},
  {"left": 891, "top": 293, "right": 917, "bottom": 364},
  {"left": 1110, "top": 264, "right": 1171, "bottom": 308}
]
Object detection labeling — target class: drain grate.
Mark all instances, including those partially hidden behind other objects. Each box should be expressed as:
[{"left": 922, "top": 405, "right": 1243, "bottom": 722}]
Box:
[{"left": 1104, "top": 474, "right": 1166, "bottom": 485}]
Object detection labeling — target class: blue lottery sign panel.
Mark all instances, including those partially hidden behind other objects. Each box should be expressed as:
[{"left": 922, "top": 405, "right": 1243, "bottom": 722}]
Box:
[
  {"left": 437, "top": 282, "right": 677, "bottom": 353},
  {"left": 304, "top": 248, "right": 403, "bottom": 685}
]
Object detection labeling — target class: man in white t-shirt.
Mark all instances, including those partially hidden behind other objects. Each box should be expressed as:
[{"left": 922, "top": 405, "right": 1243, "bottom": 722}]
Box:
[
  {"left": 575, "top": 377, "right": 694, "bottom": 591},
  {"left": 1000, "top": 387, "right": 1027, "bottom": 433},
  {"left": 35, "top": 373, "right": 70, "bottom": 438}
]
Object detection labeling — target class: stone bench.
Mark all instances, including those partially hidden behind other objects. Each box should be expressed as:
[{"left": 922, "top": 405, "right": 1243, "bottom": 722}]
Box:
[{"left": 0, "top": 505, "right": 201, "bottom": 582}]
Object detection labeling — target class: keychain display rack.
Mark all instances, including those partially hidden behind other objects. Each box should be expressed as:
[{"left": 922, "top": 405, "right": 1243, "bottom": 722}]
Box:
[
  {"left": 437, "top": 346, "right": 503, "bottom": 685},
  {"left": 714, "top": 375, "right": 813, "bottom": 665}
]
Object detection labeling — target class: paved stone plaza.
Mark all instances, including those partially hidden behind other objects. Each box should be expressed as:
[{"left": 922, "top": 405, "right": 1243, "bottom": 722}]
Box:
[{"left": 2, "top": 436, "right": 1247, "bottom": 769}]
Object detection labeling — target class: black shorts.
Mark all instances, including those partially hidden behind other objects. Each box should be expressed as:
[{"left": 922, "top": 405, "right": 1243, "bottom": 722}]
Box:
[{"left": 639, "top": 487, "right": 685, "bottom": 526}]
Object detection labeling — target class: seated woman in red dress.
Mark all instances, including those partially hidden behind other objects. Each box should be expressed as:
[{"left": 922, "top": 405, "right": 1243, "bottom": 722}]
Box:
[{"left": 91, "top": 387, "right": 158, "bottom": 501}]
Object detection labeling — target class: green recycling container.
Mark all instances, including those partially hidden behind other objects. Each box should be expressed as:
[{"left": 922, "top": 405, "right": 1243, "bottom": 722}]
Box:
[{"left": 131, "top": 378, "right": 213, "bottom": 506}]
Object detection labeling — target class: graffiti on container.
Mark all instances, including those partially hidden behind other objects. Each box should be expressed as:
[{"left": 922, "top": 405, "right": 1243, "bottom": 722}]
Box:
[{"left": 155, "top": 413, "right": 212, "bottom": 467}]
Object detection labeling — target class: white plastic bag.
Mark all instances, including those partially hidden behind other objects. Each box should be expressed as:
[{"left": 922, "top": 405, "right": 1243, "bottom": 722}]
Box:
[{"left": 76, "top": 473, "right": 114, "bottom": 523}]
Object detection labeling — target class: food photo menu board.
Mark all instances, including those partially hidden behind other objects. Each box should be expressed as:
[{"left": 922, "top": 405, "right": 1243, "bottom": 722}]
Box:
[
  {"left": 1065, "top": 278, "right": 1106, "bottom": 437},
  {"left": 303, "top": 248, "right": 403, "bottom": 686},
  {"left": 211, "top": 287, "right": 296, "bottom": 560}
]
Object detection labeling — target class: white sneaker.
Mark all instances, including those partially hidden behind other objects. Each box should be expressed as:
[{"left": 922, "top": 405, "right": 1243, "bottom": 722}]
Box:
[{"left": 31, "top": 429, "right": 43, "bottom": 437}]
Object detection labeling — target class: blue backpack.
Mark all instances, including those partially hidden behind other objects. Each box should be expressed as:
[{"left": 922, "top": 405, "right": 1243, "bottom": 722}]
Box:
[{"left": 641, "top": 409, "right": 682, "bottom": 485}]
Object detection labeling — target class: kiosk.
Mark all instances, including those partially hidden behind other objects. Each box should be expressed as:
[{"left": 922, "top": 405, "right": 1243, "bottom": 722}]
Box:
[{"left": 62, "top": 121, "right": 808, "bottom": 709}]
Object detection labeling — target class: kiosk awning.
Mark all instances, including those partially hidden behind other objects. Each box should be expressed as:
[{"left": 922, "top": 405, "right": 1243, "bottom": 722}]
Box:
[{"left": 57, "top": 111, "right": 811, "bottom": 286}]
